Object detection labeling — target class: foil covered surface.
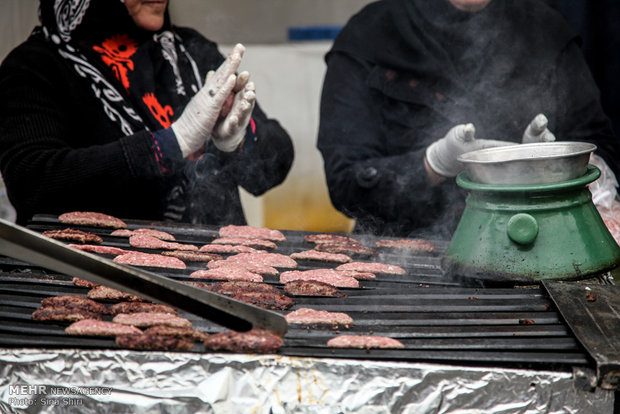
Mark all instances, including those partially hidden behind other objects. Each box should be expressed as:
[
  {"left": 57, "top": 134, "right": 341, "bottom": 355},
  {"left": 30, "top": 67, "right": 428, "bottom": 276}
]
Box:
[{"left": 0, "top": 349, "right": 613, "bottom": 413}]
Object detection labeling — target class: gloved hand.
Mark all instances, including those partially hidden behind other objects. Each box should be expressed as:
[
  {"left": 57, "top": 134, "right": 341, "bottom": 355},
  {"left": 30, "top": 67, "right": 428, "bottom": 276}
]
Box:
[
  {"left": 211, "top": 73, "right": 256, "bottom": 152},
  {"left": 171, "top": 44, "right": 245, "bottom": 157},
  {"left": 219, "top": 71, "right": 251, "bottom": 117},
  {"left": 522, "top": 113, "right": 556, "bottom": 144},
  {"left": 425, "top": 123, "right": 513, "bottom": 177}
]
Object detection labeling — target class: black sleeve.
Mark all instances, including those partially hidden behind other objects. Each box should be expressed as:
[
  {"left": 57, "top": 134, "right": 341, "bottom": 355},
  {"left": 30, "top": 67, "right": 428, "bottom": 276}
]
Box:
[
  {"left": 553, "top": 41, "right": 620, "bottom": 177},
  {"left": 0, "top": 41, "right": 170, "bottom": 224},
  {"left": 317, "top": 52, "right": 449, "bottom": 233}
]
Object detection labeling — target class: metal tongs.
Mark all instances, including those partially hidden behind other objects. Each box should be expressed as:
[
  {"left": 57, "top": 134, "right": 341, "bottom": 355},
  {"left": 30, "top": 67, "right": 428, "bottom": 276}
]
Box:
[{"left": 0, "top": 218, "right": 287, "bottom": 335}]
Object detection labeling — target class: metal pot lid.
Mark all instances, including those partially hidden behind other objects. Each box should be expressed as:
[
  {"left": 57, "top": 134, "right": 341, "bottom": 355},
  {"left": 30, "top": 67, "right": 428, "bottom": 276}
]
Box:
[{"left": 457, "top": 142, "right": 597, "bottom": 185}]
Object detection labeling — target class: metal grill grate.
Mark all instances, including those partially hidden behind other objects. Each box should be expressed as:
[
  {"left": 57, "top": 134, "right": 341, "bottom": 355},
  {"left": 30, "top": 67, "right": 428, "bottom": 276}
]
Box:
[{"left": 0, "top": 214, "right": 593, "bottom": 370}]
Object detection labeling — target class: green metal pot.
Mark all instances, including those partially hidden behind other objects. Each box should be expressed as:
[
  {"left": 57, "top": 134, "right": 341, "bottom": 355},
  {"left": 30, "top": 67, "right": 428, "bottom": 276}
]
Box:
[{"left": 443, "top": 165, "right": 620, "bottom": 284}]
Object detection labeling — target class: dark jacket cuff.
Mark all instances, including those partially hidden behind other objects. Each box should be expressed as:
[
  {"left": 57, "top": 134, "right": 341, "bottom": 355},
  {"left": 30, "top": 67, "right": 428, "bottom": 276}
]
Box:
[{"left": 152, "top": 128, "right": 183, "bottom": 174}]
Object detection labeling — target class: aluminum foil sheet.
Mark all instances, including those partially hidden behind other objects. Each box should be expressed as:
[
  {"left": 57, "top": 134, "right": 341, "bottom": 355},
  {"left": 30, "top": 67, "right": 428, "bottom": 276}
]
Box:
[{"left": 0, "top": 349, "right": 613, "bottom": 414}]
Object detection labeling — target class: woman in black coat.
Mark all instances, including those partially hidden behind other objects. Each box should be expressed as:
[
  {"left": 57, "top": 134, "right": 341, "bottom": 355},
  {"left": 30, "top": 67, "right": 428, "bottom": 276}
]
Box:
[
  {"left": 0, "top": 0, "right": 294, "bottom": 225},
  {"left": 318, "top": 0, "right": 619, "bottom": 238}
]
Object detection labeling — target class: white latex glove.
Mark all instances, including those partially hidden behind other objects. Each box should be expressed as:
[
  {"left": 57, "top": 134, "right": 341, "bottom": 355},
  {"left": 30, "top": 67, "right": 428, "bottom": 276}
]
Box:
[
  {"left": 426, "top": 123, "right": 513, "bottom": 177},
  {"left": 212, "top": 78, "right": 256, "bottom": 152},
  {"left": 217, "top": 71, "right": 251, "bottom": 118},
  {"left": 522, "top": 113, "right": 556, "bottom": 144},
  {"left": 171, "top": 44, "right": 245, "bottom": 157},
  {"left": 589, "top": 154, "right": 619, "bottom": 211}
]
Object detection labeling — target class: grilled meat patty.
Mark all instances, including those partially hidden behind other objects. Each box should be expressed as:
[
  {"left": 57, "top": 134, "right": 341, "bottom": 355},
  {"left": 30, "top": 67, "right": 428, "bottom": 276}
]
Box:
[
  {"left": 283, "top": 280, "right": 346, "bottom": 297},
  {"left": 87, "top": 286, "right": 146, "bottom": 302},
  {"left": 116, "top": 334, "right": 194, "bottom": 351},
  {"left": 109, "top": 302, "right": 177, "bottom": 316},
  {"left": 111, "top": 228, "right": 175, "bottom": 240},
  {"left": 43, "top": 228, "right": 103, "bottom": 244},
  {"left": 32, "top": 307, "right": 103, "bottom": 322},
  {"left": 208, "top": 281, "right": 281, "bottom": 295},
  {"left": 143, "top": 326, "right": 207, "bottom": 342},
  {"left": 41, "top": 295, "right": 110, "bottom": 314}
]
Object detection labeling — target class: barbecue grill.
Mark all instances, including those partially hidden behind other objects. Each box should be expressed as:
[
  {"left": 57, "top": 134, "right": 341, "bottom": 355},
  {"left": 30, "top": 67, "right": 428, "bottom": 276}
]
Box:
[{"left": 0, "top": 214, "right": 617, "bottom": 412}]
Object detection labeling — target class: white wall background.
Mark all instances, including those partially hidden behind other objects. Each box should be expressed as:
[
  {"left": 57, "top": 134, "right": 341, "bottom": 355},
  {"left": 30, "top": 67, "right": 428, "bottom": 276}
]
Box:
[{"left": 0, "top": 0, "right": 373, "bottom": 231}]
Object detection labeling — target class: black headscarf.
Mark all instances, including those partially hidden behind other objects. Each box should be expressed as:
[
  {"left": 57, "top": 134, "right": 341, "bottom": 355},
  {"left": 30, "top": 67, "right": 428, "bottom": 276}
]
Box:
[
  {"left": 37, "top": 0, "right": 204, "bottom": 135},
  {"left": 328, "top": 0, "right": 577, "bottom": 140}
]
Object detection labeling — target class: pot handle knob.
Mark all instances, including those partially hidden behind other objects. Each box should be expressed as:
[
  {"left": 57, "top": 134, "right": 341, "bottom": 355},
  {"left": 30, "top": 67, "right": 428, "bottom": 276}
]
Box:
[{"left": 507, "top": 213, "right": 539, "bottom": 245}]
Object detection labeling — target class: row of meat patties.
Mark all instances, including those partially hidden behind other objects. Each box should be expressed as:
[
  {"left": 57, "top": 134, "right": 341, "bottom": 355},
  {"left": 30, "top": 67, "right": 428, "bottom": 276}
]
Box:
[{"left": 31, "top": 211, "right": 437, "bottom": 351}]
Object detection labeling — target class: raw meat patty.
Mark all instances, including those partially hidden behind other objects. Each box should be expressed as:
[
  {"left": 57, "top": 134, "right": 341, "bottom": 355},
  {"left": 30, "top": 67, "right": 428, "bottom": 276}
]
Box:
[
  {"left": 113, "top": 251, "right": 186, "bottom": 269},
  {"left": 290, "top": 250, "right": 352, "bottom": 263},
  {"left": 285, "top": 308, "right": 353, "bottom": 326},
  {"left": 335, "top": 262, "right": 406, "bottom": 275},
  {"left": 111, "top": 228, "right": 175, "bottom": 241},
  {"left": 280, "top": 269, "right": 359, "bottom": 288},
  {"left": 219, "top": 225, "right": 286, "bottom": 242},
  {"left": 203, "top": 329, "right": 283, "bottom": 353},
  {"left": 68, "top": 244, "right": 128, "bottom": 256},
  {"left": 304, "top": 234, "right": 358, "bottom": 244},
  {"left": 161, "top": 250, "right": 222, "bottom": 262},
  {"left": 208, "top": 260, "right": 279, "bottom": 276},
  {"left": 113, "top": 312, "right": 192, "bottom": 328},
  {"left": 59, "top": 211, "right": 127, "bottom": 229},
  {"left": 226, "top": 252, "right": 297, "bottom": 269},
  {"left": 129, "top": 234, "right": 197, "bottom": 251},
  {"left": 375, "top": 238, "right": 436, "bottom": 253},
  {"left": 211, "top": 237, "right": 277, "bottom": 249},
  {"left": 190, "top": 268, "right": 264, "bottom": 282},
  {"left": 327, "top": 335, "right": 404, "bottom": 349},
  {"left": 199, "top": 244, "right": 259, "bottom": 254}
]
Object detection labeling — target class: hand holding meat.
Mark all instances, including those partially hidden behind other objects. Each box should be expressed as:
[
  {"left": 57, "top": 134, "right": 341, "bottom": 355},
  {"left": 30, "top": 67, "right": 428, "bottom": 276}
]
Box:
[
  {"left": 171, "top": 44, "right": 244, "bottom": 157},
  {"left": 425, "top": 123, "right": 513, "bottom": 177},
  {"left": 521, "top": 113, "right": 556, "bottom": 144},
  {"left": 212, "top": 77, "right": 256, "bottom": 152}
]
